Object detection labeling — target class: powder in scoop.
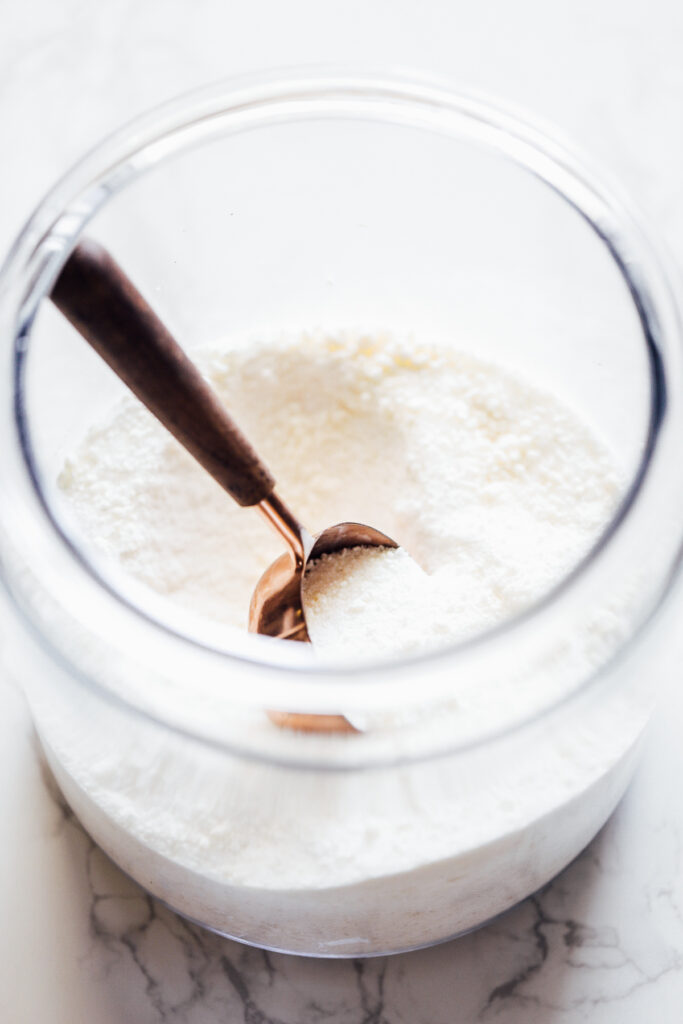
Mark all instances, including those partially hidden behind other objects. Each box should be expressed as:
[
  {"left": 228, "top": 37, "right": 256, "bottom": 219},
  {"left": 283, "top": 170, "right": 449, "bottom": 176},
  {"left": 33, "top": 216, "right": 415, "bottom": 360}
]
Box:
[{"left": 304, "top": 546, "right": 454, "bottom": 658}]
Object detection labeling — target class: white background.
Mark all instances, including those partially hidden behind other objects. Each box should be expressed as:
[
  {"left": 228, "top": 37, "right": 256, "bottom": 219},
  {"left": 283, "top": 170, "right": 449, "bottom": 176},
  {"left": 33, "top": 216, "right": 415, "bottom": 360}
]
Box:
[{"left": 3, "top": 2, "right": 683, "bottom": 1021}]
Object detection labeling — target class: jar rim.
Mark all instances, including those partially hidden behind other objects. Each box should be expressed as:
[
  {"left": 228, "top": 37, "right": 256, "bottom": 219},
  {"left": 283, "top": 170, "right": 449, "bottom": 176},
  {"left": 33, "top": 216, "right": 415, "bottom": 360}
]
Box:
[{"left": 1, "top": 68, "right": 681, "bottom": 766}]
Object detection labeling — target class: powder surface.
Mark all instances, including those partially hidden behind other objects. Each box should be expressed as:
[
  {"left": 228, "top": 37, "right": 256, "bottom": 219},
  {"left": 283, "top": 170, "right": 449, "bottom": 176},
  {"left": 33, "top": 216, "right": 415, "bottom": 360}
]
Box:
[{"left": 59, "top": 331, "right": 620, "bottom": 653}]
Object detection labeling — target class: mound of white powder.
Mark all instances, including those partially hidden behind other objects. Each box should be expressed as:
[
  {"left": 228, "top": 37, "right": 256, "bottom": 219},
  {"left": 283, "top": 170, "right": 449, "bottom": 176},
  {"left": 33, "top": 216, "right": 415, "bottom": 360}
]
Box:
[
  {"left": 45, "top": 330, "right": 638, "bottom": 955},
  {"left": 59, "top": 331, "right": 620, "bottom": 650}
]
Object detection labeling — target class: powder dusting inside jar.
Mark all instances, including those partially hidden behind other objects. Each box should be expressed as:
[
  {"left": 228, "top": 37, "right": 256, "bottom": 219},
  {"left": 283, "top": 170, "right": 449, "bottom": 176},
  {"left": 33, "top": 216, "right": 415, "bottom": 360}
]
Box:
[{"left": 45, "top": 330, "right": 636, "bottom": 955}]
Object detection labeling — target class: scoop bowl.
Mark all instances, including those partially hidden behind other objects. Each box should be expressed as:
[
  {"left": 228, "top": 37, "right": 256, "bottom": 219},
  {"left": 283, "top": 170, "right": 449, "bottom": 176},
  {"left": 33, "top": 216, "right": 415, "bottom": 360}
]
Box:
[
  {"left": 249, "top": 520, "right": 398, "bottom": 641},
  {"left": 249, "top": 515, "right": 398, "bottom": 732}
]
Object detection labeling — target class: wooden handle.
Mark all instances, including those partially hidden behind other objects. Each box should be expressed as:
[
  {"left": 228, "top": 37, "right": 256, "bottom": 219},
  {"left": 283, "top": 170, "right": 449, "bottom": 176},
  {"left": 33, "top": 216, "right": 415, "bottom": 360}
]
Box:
[{"left": 50, "top": 238, "right": 275, "bottom": 507}]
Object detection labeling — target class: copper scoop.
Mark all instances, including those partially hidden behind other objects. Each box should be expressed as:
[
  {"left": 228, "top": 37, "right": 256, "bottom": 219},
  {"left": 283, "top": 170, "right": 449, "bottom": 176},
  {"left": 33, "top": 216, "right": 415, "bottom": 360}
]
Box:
[{"left": 51, "top": 240, "right": 397, "bottom": 732}]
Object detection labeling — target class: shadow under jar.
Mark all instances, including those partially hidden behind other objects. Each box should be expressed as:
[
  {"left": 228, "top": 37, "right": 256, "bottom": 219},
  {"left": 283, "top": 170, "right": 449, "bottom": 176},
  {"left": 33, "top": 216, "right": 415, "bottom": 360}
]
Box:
[{"left": 1, "top": 71, "right": 683, "bottom": 956}]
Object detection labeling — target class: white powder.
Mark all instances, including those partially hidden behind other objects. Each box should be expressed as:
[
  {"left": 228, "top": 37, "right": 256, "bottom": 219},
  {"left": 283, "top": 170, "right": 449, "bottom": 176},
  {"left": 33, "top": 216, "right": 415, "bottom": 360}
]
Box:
[
  {"left": 44, "top": 331, "right": 640, "bottom": 955},
  {"left": 304, "top": 543, "right": 556, "bottom": 659},
  {"left": 59, "top": 331, "right": 619, "bottom": 644},
  {"left": 304, "top": 547, "right": 435, "bottom": 657}
]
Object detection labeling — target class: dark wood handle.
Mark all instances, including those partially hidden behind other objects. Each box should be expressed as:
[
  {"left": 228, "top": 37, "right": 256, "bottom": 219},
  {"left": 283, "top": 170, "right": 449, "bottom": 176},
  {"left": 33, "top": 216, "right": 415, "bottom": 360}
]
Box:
[{"left": 50, "top": 238, "right": 275, "bottom": 507}]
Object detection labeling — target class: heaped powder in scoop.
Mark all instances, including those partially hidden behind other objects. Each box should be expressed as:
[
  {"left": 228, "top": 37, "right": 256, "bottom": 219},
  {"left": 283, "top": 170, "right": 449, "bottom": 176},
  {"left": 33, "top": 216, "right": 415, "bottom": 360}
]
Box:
[{"left": 303, "top": 546, "right": 451, "bottom": 657}]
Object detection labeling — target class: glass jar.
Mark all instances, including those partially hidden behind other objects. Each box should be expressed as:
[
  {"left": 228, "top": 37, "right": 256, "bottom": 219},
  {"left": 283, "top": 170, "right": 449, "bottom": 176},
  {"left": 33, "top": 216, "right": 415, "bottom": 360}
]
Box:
[{"left": 1, "top": 71, "right": 682, "bottom": 957}]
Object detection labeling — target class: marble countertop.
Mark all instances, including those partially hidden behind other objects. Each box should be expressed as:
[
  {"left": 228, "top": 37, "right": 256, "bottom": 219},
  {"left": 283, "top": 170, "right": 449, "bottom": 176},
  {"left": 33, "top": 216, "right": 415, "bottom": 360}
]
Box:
[{"left": 3, "top": 1, "right": 683, "bottom": 1020}]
